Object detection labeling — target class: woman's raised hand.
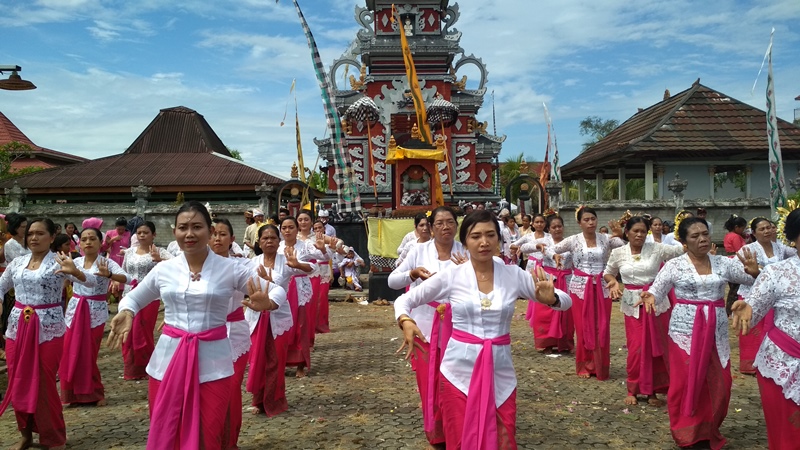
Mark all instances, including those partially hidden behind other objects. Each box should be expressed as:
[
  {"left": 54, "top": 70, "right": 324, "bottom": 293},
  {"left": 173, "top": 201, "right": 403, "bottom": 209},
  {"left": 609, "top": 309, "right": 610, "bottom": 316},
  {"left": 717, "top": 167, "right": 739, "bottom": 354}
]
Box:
[
  {"left": 731, "top": 300, "right": 754, "bottom": 335},
  {"left": 95, "top": 257, "right": 111, "bottom": 278},
  {"left": 609, "top": 220, "right": 624, "bottom": 238},
  {"left": 635, "top": 291, "right": 656, "bottom": 314},
  {"left": 256, "top": 264, "right": 273, "bottom": 283},
  {"left": 150, "top": 245, "right": 162, "bottom": 262},
  {"left": 450, "top": 251, "right": 469, "bottom": 265},
  {"left": 410, "top": 267, "right": 434, "bottom": 281},
  {"left": 737, "top": 247, "right": 760, "bottom": 277},
  {"left": 532, "top": 267, "right": 557, "bottom": 306},
  {"left": 54, "top": 251, "right": 80, "bottom": 276},
  {"left": 243, "top": 277, "right": 278, "bottom": 311}
]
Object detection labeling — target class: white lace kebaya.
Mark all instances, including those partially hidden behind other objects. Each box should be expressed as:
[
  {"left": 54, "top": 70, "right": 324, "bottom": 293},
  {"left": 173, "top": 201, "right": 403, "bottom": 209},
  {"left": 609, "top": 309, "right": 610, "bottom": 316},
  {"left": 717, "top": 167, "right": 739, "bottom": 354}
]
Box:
[
  {"left": 604, "top": 243, "right": 683, "bottom": 319},
  {"left": 647, "top": 254, "right": 754, "bottom": 367},
  {"left": 736, "top": 241, "right": 796, "bottom": 299},
  {"left": 245, "top": 253, "right": 293, "bottom": 339},
  {"left": 0, "top": 252, "right": 98, "bottom": 343},
  {"left": 67, "top": 256, "right": 131, "bottom": 328},
  {"left": 746, "top": 256, "right": 800, "bottom": 404},
  {"left": 545, "top": 232, "right": 624, "bottom": 298}
]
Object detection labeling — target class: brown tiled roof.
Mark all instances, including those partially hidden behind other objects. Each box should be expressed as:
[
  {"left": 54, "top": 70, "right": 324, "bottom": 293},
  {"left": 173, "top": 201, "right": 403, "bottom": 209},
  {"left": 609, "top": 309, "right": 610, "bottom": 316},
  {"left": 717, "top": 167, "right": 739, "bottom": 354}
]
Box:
[
  {"left": 562, "top": 82, "right": 800, "bottom": 176},
  {"left": 0, "top": 111, "right": 89, "bottom": 164},
  {"left": 0, "top": 106, "right": 283, "bottom": 193}
]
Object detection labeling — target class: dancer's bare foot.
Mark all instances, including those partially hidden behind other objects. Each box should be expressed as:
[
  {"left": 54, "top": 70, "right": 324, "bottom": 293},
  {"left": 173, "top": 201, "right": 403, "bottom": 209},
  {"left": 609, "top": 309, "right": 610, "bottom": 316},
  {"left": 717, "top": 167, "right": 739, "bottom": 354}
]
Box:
[
  {"left": 624, "top": 395, "right": 638, "bottom": 405},
  {"left": 577, "top": 373, "right": 590, "bottom": 379},
  {"left": 9, "top": 430, "right": 32, "bottom": 450},
  {"left": 96, "top": 398, "right": 107, "bottom": 407},
  {"left": 647, "top": 395, "right": 664, "bottom": 407},
  {"left": 296, "top": 367, "right": 307, "bottom": 378},
  {"left": 248, "top": 406, "right": 262, "bottom": 415}
]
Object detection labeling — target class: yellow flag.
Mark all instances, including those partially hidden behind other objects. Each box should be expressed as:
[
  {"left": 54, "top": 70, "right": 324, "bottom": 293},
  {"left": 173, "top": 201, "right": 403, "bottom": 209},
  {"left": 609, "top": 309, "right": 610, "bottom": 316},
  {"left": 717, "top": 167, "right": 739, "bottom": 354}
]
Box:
[{"left": 391, "top": 5, "right": 432, "bottom": 143}]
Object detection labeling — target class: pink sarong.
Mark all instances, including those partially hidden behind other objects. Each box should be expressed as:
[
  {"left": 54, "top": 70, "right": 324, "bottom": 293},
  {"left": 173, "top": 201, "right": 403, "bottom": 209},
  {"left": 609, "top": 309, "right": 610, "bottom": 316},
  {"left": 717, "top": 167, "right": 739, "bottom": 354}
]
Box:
[
  {"left": 757, "top": 371, "right": 800, "bottom": 449},
  {"left": 147, "top": 323, "right": 229, "bottom": 450},
  {"left": 624, "top": 284, "right": 666, "bottom": 395},
  {"left": 247, "top": 311, "right": 289, "bottom": 416},
  {"left": 674, "top": 298, "right": 724, "bottom": 417},
  {"left": 573, "top": 269, "right": 609, "bottom": 351},
  {"left": 0, "top": 301, "right": 62, "bottom": 416},
  {"left": 450, "top": 329, "right": 511, "bottom": 450},
  {"left": 532, "top": 266, "right": 574, "bottom": 351},
  {"left": 316, "top": 261, "right": 331, "bottom": 333},
  {"left": 424, "top": 301, "right": 452, "bottom": 438},
  {"left": 61, "top": 294, "right": 107, "bottom": 396}
]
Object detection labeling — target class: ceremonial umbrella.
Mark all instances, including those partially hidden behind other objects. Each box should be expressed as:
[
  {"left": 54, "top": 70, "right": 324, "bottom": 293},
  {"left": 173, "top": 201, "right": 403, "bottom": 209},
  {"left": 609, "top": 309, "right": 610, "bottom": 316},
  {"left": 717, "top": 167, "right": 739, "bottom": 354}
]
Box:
[
  {"left": 345, "top": 96, "right": 381, "bottom": 201},
  {"left": 426, "top": 95, "right": 460, "bottom": 197}
]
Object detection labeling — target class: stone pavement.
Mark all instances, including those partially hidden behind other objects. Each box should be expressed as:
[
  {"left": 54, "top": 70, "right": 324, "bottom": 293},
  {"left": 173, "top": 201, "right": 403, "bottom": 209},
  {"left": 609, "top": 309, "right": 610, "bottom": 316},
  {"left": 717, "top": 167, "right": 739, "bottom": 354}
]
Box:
[{"left": 0, "top": 294, "right": 768, "bottom": 449}]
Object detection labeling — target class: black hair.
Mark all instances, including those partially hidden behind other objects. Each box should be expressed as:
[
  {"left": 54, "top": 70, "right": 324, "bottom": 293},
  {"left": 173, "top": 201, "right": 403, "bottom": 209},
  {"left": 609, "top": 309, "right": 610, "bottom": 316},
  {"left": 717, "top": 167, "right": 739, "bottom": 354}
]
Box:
[
  {"left": 576, "top": 206, "right": 597, "bottom": 222},
  {"left": 279, "top": 207, "right": 290, "bottom": 215},
  {"left": 296, "top": 210, "right": 314, "bottom": 220},
  {"left": 175, "top": 200, "right": 212, "bottom": 229},
  {"left": 545, "top": 215, "right": 564, "bottom": 233},
  {"left": 650, "top": 216, "right": 662, "bottom": 225},
  {"left": 24, "top": 218, "right": 56, "bottom": 249},
  {"left": 64, "top": 222, "right": 78, "bottom": 236},
  {"left": 430, "top": 206, "right": 458, "bottom": 224},
  {"left": 51, "top": 233, "right": 71, "bottom": 252},
  {"left": 280, "top": 216, "right": 299, "bottom": 229},
  {"left": 269, "top": 214, "right": 279, "bottom": 224},
  {"left": 114, "top": 216, "right": 128, "bottom": 228},
  {"left": 459, "top": 209, "right": 501, "bottom": 244},
  {"left": 784, "top": 210, "right": 800, "bottom": 243},
  {"left": 253, "top": 224, "right": 281, "bottom": 257},
  {"left": 7, "top": 213, "right": 27, "bottom": 236},
  {"left": 678, "top": 217, "right": 709, "bottom": 242},
  {"left": 137, "top": 221, "right": 157, "bottom": 234},
  {"left": 80, "top": 227, "right": 103, "bottom": 241},
  {"left": 723, "top": 214, "right": 747, "bottom": 232},
  {"left": 623, "top": 216, "right": 651, "bottom": 242},
  {"left": 414, "top": 212, "right": 429, "bottom": 227},
  {"left": 126, "top": 216, "right": 145, "bottom": 234},
  {"left": 212, "top": 218, "right": 234, "bottom": 236},
  {"left": 750, "top": 217, "right": 772, "bottom": 234}
]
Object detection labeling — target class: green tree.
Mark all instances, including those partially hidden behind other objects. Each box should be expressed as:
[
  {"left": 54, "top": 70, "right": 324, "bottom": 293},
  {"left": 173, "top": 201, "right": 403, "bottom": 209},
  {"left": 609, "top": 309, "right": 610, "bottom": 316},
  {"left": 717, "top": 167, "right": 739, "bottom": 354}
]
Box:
[
  {"left": 0, "top": 141, "right": 37, "bottom": 179},
  {"left": 226, "top": 146, "right": 243, "bottom": 161},
  {"left": 579, "top": 116, "right": 620, "bottom": 151},
  {"left": 305, "top": 168, "right": 328, "bottom": 192},
  {"left": 498, "top": 153, "right": 540, "bottom": 203}
]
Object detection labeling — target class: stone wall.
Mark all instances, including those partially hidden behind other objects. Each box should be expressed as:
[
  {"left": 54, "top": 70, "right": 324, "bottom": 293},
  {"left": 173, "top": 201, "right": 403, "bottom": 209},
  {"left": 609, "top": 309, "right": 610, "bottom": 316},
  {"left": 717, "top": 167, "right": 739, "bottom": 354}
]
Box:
[
  {"left": 9, "top": 203, "right": 257, "bottom": 247},
  {"left": 558, "top": 198, "right": 771, "bottom": 243}
]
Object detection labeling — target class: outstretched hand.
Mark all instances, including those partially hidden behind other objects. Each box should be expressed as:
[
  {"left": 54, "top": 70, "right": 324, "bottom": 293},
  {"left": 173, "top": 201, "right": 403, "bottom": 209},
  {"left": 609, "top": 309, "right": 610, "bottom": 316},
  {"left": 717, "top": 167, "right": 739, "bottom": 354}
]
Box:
[
  {"left": 243, "top": 277, "right": 278, "bottom": 311},
  {"left": 410, "top": 267, "right": 435, "bottom": 282},
  {"left": 532, "top": 267, "right": 557, "bottom": 306},
  {"left": 731, "top": 300, "right": 753, "bottom": 335},
  {"left": 737, "top": 247, "right": 760, "bottom": 277},
  {"left": 107, "top": 310, "right": 133, "bottom": 350},
  {"left": 607, "top": 278, "right": 622, "bottom": 300},
  {"left": 54, "top": 251, "right": 80, "bottom": 277},
  {"left": 635, "top": 291, "right": 656, "bottom": 314},
  {"left": 396, "top": 317, "right": 427, "bottom": 361}
]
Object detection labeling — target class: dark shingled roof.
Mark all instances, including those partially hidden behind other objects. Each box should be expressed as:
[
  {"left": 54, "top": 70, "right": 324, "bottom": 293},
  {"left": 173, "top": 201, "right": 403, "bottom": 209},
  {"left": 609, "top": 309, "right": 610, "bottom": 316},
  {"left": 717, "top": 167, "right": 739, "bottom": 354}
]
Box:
[
  {"left": 562, "top": 81, "right": 800, "bottom": 176},
  {"left": 0, "top": 106, "right": 283, "bottom": 193}
]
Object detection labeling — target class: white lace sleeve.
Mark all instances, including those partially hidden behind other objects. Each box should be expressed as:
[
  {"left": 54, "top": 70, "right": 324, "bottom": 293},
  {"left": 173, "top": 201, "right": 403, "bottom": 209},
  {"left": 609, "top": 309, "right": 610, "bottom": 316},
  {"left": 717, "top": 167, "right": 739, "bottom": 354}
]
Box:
[
  {"left": 746, "top": 264, "right": 780, "bottom": 325},
  {"left": 549, "top": 234, "right": 576, "bottom": 257},
  {"left": 394, "top": 266, "right": 453, "bottom": 319},
  {"left": 604, "top": 246, "right": 622, "bottom": 277},
  {"left": 719, "top": 256, "right": 755, "bottom": 286},
  {"left": 647, "top": 258, "right": 676, "bottom": 300}
]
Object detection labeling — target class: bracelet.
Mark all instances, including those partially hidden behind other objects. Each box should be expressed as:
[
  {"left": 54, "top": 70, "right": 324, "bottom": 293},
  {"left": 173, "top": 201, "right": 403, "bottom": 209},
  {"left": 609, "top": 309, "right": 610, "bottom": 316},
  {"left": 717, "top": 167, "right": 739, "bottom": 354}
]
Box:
[
  {"left": 119, "top": 309, "right": 135, "bottom": 319},
  {"left": 398, "top": 317, "right": 416, "bottom": 329}
]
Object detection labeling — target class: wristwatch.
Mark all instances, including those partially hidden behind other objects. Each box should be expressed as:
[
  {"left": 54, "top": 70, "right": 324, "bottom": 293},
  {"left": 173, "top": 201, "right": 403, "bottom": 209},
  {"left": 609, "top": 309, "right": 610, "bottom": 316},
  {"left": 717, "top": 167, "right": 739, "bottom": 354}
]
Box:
[{"left": 550, "top": 296, "right": 561, "bottom": 308}]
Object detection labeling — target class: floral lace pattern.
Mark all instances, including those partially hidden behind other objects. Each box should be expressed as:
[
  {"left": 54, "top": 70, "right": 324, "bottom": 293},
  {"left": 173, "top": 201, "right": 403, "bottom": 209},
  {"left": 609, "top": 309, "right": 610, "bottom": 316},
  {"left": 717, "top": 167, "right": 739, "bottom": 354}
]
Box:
[
  {"left": 548, "top": 233, "right": 623, "bottom": 297},
  {"left": 649, "top": 254, "right": 755, "bottom": 367},
  {"left": 520, "top": 235, "right": 572, "bottom": 272},
  {"left": 3, "top": 238, "right": 30, "bottom": 264},
  {"left": 737, "top": 241, "right": 796, "bottom": 298},
  {"left": 746, "top": 256, "right": 800, "bottom": 404},
  {"left": 122, "top": 248, "right": 172, "bottom": 296},
  {"left": 66, "top": 257, "right": 129, "bottom": 328},
  {"left": 514, "top": 231, "right": 549, "bottom": 261},
  {"left": 278, "top": 241, "right": 321, "bottom": 306},
  {"left": 0, "top": 253, "right": 95, "bottom": 343},
  {"left": 605, "top": 243, "right": 683, "bottom": 318}
]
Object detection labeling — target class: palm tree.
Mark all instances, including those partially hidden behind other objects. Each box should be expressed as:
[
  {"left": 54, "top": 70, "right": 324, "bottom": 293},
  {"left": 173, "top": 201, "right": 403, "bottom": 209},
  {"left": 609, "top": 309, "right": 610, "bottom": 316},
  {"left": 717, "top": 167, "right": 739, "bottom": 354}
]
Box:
[{"left": 498, "top": 153, "right": 539, "bottom": 204}]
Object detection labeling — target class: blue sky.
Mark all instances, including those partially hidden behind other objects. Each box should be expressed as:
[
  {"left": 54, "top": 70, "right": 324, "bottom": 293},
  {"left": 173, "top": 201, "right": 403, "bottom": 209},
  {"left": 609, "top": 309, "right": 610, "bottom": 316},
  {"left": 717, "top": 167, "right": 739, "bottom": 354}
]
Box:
[{"left": 1, "top": 0, "right": 799, "bottom": 180}]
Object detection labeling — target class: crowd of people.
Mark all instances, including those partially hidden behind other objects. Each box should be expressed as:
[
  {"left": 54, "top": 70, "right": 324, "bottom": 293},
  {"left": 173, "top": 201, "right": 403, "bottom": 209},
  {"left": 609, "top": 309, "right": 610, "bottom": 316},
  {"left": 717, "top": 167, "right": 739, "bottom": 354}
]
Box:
[
  {"left": 0, "top": 202, "right": 364, "bottom": 450},
  {"left": 392, "top": 205, "right": 799, "bottom": 450},
  {"left": 0, "top": 200, "right": 797, "bottom": 449}
]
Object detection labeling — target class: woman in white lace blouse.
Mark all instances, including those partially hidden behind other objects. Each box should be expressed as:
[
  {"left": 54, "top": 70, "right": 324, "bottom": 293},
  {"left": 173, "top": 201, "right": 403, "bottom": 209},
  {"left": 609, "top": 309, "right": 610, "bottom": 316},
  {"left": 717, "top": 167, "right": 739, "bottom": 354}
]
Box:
[
  {"left": 641, "top": 217, "right": 758, "bottom": 450},
  {"left": 544, "top": 206, "right": 624, "bottom": 380},
  {"left": 246, "top": 223, "right": 293, "bottom": 417},
  {"left": 735, "top": 217, "right": 796, "bottom": 375},
  {"left": 0, "top": 218, "right": 97, "bottom": 450},
  {"left": 604, "top": 216, "right": 682, "bottom": 407},
  {"left": 732, "top": 209, "right": 800, "bottom": 449},
  {"left": 119, "top": 220, "right": 172, "bottom": 380},
  {"left": 61, "top": 227, "right": 131, "bottom": 406}
]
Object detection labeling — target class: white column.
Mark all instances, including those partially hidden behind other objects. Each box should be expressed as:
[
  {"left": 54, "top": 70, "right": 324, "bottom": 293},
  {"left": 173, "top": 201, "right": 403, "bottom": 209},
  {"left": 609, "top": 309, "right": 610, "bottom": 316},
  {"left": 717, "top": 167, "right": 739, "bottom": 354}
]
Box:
[
  {"left": 595, "top": 171, "right": 604, "bottom": 201},
  {"left": 656, "top": 166, "right": 665, "bottom": 199},
  {"left": 578, "top": 178, "right": 585, "bottom": 202},
  {"left": 618, "top": 166, "right": 626, "bottom": 200},
  {"left": 708, "top": 165, "right": 716, "bottom": 200},
  {"left": 745, "top": 166, "right": 752, "bottom": 199},
  {"left": 645, "top": 160, "right": 654, "bottom": 201}
]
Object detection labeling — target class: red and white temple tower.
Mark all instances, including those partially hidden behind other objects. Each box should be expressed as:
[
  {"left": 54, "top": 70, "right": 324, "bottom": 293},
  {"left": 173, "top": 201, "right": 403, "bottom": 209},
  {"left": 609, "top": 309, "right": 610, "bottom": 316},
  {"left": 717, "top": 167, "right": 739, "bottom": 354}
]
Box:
[{"left": 315, "top": 0, "right": 504, "bottom": 212}]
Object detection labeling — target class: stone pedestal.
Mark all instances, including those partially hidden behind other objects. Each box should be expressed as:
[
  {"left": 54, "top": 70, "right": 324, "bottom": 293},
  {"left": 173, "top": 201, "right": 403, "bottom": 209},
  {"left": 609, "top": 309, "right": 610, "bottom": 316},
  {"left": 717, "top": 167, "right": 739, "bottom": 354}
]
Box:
[
  {"left": 131, "top": 180, "right": 153, "bottom": 218},
  {"left": 667, "top": 173, "right": 689, "bottom": 214},
  {"left": 4, "top": 181, "right": 26, "bottom": 213},
  {"left": 255, "top": 181, "right": 274, "bottom": 217},
  {"left": 545, "top": 180, "right": 563, "bottom": 211}
]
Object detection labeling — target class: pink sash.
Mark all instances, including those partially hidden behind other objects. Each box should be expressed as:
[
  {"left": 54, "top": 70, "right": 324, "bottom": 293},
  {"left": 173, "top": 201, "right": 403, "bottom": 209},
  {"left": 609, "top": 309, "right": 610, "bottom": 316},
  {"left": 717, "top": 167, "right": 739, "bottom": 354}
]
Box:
[
  {"left": 0, "top": 301, "right": 62, "bottom": 416},
  {"left": 226, "top": 308, "right": 245, "bottom": 322},
  {"left": 763, "top": 310, "right": 800, "bottom": 358},
  {"left": 63, "top": 294, "right": 107, "bottom": 395},
  {"left": 625, "top": 284, "right": 663, "bottom": 394},
  {"left": 674, "top": 298, "right": 724, "bottom": 417},
  {"left": 544, "top": 266, "right": 572, "bottom": 339},
  {"left": 574, "top": 269, "right": 608, "bottom": 350},
  {"left": 450, "top": 329, "right": 511, "bottom": 450},
  {"left": 424, "top": 301, "right": 452, "bottom": 434},
  {"left": 147, "top": 323, "right": 228, "bottom": 450}
]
